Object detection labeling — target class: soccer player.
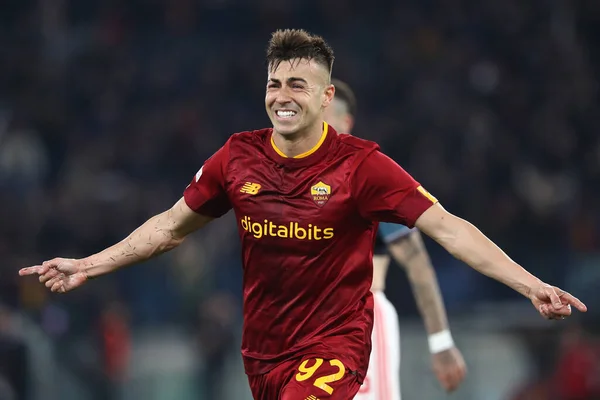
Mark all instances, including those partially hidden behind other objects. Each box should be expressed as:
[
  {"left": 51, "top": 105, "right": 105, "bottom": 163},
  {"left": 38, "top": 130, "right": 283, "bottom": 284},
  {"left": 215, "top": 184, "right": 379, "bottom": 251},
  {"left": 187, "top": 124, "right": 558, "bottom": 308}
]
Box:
[
  {"left": 19, "top": 29, "right": 587, "bottom": 400},
  {"left": 323, "top": 78, "right": 466, "bottom": 399}
]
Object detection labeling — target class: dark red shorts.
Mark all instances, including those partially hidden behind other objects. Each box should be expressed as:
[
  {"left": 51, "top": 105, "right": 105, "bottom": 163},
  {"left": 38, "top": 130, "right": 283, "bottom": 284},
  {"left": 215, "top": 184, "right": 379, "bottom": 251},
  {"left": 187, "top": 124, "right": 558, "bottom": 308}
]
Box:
[{"left": 248, "top": 357, "right": 361, "bottom": 400}]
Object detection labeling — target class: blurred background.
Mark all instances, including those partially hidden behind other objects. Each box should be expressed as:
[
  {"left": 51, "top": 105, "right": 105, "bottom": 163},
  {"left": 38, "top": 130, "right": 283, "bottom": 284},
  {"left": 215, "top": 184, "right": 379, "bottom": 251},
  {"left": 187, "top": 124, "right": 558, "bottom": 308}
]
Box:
[{"left": 1, "top": 0, "right": 599, "bottom": 399}]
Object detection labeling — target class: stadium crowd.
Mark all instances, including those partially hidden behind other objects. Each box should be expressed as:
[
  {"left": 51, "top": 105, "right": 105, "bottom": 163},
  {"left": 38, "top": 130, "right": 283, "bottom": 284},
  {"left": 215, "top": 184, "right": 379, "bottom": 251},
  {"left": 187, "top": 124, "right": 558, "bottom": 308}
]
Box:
[{"left": 1, "top": 0, "right": 599, "bottom": 398}]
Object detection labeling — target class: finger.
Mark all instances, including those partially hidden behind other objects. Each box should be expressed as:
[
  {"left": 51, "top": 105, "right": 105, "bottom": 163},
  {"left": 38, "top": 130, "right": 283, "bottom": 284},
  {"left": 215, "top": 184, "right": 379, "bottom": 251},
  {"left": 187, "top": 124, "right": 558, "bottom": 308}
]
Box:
[
  {"left": 434, "top": 370, "right": 446, "bottom": 386},
  {"left": 451, "top": 367, "right": 465, "bottom": 391},
  {"left": 542, "top": 304, "right": 558, "bottom": 317},
  {"left": 539, "top": 305, "right": 551, "bottom": 320},
  {"left": 45, "top": 275, "right": 63, "bottom": 288},
  {"left": 445, "top": 377, "right": 457, "bottom": 392},
  {"left": 443, "top": 381, "right": 454, "bottom": 392},
  {"left": 439, "top": 371, "right": 458, "bottom": 392},
  {"left": 39, "top": 269, "right": 60, "bottom": 284},
  {"left": 56, "top": 260, "right": 75, "bottom": 274},
  {"left": 19, "top": 265, "right": 48, "bottom": 276},
  {"left": 549, "top": 304, "right": 572, "bottom": 316},
  {"left": 539, "top": 304, "right": 551, "bottom": 318},
  {"left": 51, "top": 281, "right": 64, "bottom": 293},
  {"left": 446, "top": 373, "right": 459, "bottom": 392},
  {"left": 456, "top": 364, "right": 467, "bottom": 383},
  {"left": 43, "top": 258, "right": 62, "bottom": 267},
  {"left": 561, "top": 292, "right": 587, "bottom": 313},
  {"left": 438, "top": 373, "right": 452, "bottom": 391},
  {"left": 547, "top": 307, "right": 570, "bottom": 320},
  {"left": 546, "top": 287, "right": 563, "bottom": 308}
]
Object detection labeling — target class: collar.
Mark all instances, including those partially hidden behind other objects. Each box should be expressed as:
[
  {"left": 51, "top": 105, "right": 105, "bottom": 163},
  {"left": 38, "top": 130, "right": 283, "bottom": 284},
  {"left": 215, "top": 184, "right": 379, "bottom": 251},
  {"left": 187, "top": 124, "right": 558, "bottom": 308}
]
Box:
[{"left": 266, "top": 122, "right": 334, "bottom": 168}]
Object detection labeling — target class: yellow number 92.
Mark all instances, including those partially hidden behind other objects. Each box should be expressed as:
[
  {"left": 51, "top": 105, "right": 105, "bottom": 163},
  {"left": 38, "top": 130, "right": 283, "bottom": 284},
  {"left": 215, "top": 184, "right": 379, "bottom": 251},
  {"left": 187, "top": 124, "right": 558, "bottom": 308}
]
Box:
[{"left": 295, "top": 358, "right": 346, "bottom": 395}]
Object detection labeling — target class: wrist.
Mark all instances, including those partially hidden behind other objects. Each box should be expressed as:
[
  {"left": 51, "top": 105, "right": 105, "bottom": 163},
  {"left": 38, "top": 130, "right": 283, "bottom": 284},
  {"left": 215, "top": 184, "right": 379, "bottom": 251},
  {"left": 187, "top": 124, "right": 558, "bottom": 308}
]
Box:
[
  {"left": 520, "top": 277, "right": 545, "bottom": 300},
  {"left": 428, "top": 329, "right": 454, "bottom": 354},
  {"left": 79, "top": 258, "right": 99, "bottom": 280}
]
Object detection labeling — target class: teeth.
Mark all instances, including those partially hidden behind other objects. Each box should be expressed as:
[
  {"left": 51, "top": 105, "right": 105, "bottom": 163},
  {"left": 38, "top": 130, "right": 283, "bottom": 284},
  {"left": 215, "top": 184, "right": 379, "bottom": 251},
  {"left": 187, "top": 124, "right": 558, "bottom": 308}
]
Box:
[{"left": 276, "top": 110, "right": 296, "bottom": 118}]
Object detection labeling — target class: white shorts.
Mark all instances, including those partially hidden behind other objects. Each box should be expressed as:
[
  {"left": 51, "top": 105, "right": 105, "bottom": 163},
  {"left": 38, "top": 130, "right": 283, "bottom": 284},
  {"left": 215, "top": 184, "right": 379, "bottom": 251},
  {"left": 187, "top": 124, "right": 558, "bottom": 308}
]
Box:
[{"left": 355, "top": 291, "right": 401, "bottom": 400}]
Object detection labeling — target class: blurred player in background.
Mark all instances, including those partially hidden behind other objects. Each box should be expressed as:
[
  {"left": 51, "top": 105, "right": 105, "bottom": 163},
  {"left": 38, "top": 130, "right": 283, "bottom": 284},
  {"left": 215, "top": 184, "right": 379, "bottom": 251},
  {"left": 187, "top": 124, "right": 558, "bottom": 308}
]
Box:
[
  {"left": 324, "top": 79, "right": 466, "bottom": 399},
  {"left": 20, "top": 29, "right": 587, "bottom": 400}
]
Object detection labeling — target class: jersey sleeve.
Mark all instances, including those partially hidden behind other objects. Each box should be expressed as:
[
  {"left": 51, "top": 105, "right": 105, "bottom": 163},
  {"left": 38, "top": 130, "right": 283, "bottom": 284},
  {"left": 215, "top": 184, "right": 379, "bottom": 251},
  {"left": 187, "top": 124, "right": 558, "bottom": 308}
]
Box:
[
  {"left": 351, "top": 150, "right": 438, "bottom": 227},
  {"left": 183, "top": 140, "right": 232, "bottom": 218},
  {"left": 378, "top": 222, "right": 415, "bottom": 244}
]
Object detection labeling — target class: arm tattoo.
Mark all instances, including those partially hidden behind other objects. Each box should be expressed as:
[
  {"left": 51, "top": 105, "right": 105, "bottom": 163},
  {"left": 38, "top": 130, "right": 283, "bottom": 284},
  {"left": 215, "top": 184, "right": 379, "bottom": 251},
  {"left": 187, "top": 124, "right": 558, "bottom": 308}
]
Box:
[
  {"left": 410, "top": 278, "right": 448, "bottom": 334},
  {"left": 390, "top": 231, "right": 449, "bottom": 334},
  {"left": 83, "top": 208, "right": 190, "bottom": 279},
  {"left": 397, "top": 236, "right": 421, "bottom": 263}
]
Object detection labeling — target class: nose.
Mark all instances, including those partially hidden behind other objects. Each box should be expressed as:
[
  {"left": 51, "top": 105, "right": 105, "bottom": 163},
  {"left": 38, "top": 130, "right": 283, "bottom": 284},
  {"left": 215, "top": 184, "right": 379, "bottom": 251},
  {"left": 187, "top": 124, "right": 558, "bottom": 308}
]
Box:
[{"left": 274, "top": 86, "right": 293, "bottom": 105}]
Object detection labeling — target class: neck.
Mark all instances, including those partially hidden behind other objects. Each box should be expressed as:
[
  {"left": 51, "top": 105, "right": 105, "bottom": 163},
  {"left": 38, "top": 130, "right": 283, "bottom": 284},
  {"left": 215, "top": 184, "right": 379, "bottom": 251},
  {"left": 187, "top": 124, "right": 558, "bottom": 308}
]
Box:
[{"left": 272, "top": 121, "right": 324, "bottom": 158}]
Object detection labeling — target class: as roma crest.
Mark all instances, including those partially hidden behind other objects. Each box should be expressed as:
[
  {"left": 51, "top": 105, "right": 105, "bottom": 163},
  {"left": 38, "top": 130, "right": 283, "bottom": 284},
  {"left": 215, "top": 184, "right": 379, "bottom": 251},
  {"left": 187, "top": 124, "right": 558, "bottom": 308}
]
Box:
[{"left": 310, "top": 181, "right": 331, "bottom": 207}]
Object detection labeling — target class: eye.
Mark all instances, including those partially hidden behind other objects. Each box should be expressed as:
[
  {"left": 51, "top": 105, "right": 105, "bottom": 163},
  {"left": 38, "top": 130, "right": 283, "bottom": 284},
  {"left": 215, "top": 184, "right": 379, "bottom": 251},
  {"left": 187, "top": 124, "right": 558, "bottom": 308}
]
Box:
[
  {"left": 292, "top": 84, "right": 304, "bottom": 89},
  {"left": 267, "top": 83, "right": 278, "bottom": 89}
]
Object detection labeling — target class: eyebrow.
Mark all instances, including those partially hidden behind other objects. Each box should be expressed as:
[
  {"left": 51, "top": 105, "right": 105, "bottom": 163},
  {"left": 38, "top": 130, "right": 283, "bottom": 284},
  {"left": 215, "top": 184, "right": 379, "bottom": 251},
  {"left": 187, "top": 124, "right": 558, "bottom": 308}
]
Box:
[{"left": 268, "top": 77, "right": 308, "bottom": 85}]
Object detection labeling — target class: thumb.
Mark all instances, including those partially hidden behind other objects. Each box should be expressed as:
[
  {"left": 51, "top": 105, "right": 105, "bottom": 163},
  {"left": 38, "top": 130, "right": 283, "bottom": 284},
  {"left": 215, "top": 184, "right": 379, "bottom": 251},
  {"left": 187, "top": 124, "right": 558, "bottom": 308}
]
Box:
[
  {"left": 546, "top": 287, "right": 562, "bottom": 308},
  {"left": 42, "top": 258, "right": 60, "bottom": 269},
  {"left": 55, "top": 259, "right": 77, "bottom": 274}
]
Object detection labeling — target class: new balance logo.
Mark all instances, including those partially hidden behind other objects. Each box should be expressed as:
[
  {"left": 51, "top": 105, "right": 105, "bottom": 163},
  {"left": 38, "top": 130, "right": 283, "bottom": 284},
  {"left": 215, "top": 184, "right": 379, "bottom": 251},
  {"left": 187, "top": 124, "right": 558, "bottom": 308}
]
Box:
[
  {"left": 240, "top": 182, "right": 261, "bottom": 195},
  {"left": 305, "top": 395, "right": 319, "bottom": 400}
]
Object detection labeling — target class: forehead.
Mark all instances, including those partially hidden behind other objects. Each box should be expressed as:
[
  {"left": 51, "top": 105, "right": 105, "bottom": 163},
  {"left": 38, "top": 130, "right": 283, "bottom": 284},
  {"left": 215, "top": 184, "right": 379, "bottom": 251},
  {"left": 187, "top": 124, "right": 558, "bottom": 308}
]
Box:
[{"left": 268, "top": 58, "right": 329, "bottom": 83}]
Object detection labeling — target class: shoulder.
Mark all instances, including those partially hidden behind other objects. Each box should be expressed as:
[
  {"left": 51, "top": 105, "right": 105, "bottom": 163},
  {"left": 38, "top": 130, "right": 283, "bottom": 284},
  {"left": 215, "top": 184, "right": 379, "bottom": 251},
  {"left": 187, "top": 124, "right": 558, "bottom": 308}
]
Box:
[
  {"left": 335, "top": 133, "right": 380, "bottom": 153},
  {"left": 331, "top": 133, "right": 381, "bottom": 172},
  {"left": 219, "top": 128, "right": 272, "bottom": 157},
  {"left": 229, "top": 128, "right": 271, "bottom": 146},
  {"left": 217, "top": 129, "right": 272, "bottom": 172}
]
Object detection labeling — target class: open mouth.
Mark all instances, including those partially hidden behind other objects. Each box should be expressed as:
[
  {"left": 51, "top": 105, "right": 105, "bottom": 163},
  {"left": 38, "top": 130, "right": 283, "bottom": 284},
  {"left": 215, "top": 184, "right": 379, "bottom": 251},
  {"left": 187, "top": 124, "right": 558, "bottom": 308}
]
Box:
[{"left": 275, "top": 110, "right": 298, "bottom": 119}]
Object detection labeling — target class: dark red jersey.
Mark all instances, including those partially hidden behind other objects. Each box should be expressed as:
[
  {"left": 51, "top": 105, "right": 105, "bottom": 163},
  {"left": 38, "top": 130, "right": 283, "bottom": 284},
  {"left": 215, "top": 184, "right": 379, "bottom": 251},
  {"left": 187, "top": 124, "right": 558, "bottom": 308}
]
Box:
[{"left": 183, "top": 123, "right": 437, "bottom": 380}]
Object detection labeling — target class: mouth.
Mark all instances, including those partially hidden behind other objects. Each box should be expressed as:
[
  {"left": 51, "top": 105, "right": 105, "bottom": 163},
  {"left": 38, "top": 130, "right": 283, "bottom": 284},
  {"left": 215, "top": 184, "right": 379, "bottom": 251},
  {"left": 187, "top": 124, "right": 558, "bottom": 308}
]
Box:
[{"left": 274, "top": 109, "right": 298, "bottom": 121}]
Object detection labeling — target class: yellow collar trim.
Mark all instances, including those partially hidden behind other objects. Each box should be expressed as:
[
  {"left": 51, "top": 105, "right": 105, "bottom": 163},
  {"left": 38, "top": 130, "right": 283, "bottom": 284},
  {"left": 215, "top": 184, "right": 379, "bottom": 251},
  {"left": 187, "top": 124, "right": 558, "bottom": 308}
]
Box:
[{"left": 271, "top": 122, "right": 329, "bottom": 159}]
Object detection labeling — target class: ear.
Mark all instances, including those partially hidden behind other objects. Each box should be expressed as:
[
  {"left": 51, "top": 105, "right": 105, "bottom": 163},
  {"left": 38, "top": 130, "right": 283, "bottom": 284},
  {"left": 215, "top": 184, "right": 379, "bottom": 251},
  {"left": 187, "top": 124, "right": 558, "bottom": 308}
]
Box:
[{"left": 322, "top": 84, "right": 335, "bottom": 108}]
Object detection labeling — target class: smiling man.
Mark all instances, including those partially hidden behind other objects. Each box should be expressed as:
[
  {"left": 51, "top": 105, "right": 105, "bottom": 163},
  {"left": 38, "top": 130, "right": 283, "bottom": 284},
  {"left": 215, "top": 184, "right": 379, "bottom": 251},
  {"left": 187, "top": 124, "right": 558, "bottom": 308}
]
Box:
[{"left": 20, "top": 29, "right": 587, "bottom": 400}]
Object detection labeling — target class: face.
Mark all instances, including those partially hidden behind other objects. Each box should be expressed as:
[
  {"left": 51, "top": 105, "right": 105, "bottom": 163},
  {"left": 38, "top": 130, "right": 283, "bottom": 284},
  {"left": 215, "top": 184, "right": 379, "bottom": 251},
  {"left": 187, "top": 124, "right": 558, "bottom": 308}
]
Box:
[
  {"left": 265, "top": 58, "right": 334, "bottom": 136},
  {"left": 323, "top": 97, "right": 354, "bottom": 134}
]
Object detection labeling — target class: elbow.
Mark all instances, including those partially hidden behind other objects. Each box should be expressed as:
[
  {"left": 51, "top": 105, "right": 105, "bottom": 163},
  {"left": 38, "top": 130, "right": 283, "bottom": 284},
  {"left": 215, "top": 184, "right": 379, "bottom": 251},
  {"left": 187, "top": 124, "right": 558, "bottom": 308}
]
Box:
[
  {"left": 439, "top": 221, "right": 489, "bottom": 269},
  {"left": 145, "top": 237, "right": 183, "bottom": 259},
  {"left": 163, "top": 237, "right": 184, "bottom": 253},
  {"left": 433, "top": 215, "right": 469, "bottom": 260},
  {"left": 156, "top": 209, "right": 189, "bottom": 253},
  {"left": 161, "top": 233, "right": 186, "bottom": 254},
  {"left": 436, "top": 229, "right": 463, "bottom": 261},
  {"left": 444, "top": 239, "right": 461, "bottom": 259},
  {"left": 147, "top": 227, "right": 186, "bottom": 258}
]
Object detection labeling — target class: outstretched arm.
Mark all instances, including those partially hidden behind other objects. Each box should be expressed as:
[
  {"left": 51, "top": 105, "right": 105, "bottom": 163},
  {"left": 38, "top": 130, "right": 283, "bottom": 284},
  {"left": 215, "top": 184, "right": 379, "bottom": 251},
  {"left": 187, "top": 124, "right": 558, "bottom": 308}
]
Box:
[
  {"left": 82, "top": 197, "right": 212, "bottom": 277},
  {"left": 415, "top": 203, "right": 587, "bottom": 319},
  {"left": 351, "top": 149, "right": 587, "bottom": 319},
  {"left": 19, "top": 198, "right": 213, "bottom": 292},
  {"left": 21, "top": 136, "right": 232, "bottom": 293}
]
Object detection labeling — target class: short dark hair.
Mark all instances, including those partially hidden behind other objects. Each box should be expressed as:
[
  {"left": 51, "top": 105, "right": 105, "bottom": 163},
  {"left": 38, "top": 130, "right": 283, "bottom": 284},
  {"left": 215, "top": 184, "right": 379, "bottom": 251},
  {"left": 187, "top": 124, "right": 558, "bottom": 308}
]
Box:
[
  {"left": 266, "top": 29, "right": 335, "bottom": 76},
  {"left": 331, "top": 79, "right": 357, "bottom": 117}
]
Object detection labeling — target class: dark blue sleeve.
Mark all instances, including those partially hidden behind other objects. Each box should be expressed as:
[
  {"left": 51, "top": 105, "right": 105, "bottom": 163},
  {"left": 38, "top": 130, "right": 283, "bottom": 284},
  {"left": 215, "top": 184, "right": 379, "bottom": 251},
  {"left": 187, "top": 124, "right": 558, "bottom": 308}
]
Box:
[{"left": 378, "top": 222, "right": 415, "bottom": 244}]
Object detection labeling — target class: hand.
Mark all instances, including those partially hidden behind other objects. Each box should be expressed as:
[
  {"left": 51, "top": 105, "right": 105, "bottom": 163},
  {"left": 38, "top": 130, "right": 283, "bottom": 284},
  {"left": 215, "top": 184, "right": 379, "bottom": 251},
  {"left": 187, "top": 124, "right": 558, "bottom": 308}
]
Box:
[
  {"left": 529, "top": 283, "right": 587, "bottom": 320},
  {"left": 19, "top": 258, "right": 88, "bottom": 293},
  {"left": 431, "top": 347, "right": 467, "bottom": 392}
]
